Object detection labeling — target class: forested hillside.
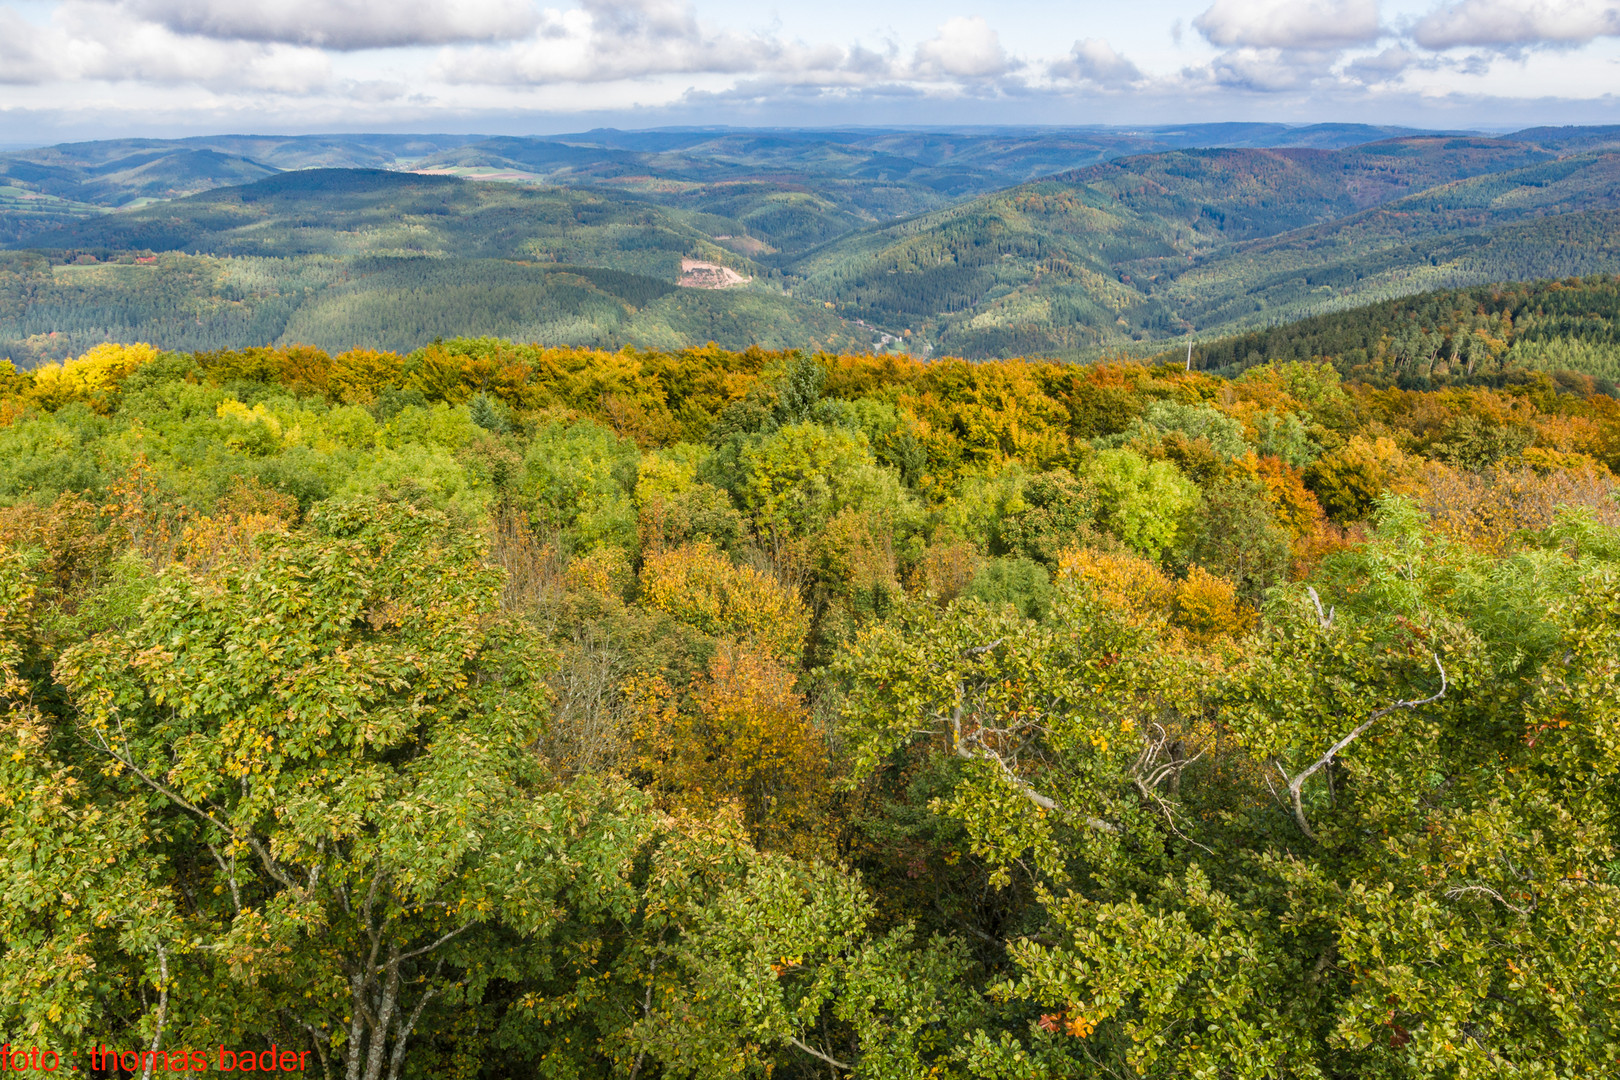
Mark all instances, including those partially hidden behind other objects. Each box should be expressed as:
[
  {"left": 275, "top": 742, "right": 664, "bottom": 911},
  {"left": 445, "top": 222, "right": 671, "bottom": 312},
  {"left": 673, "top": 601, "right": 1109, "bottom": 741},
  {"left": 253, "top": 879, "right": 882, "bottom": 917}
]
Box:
[
  {"left": 14, "top": 130, "right": 1620, "bottom": 363},
  {"left": 0, "top": 169, "right": 892, "bottom": 363},
  {"left": 795, "top": 143, "right": 1620, "bottom": 357},
  {"left": 1171, "top": 273, "right": 1620, "bottom": 386},
  {"left": 0, "top": 124, "right": 1436, "bottom": 249},
  {"left": 3, "top": 338, "right": 1619, "bottom": 1076}
]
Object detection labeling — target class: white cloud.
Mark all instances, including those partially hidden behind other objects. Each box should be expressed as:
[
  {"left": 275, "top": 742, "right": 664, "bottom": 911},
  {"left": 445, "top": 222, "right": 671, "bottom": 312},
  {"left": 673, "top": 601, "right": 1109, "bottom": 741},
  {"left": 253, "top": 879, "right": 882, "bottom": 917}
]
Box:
[
  {"left": 1208, "top": 45, "right": 1337, "bottom": 88},
  {"left": 104, "top": 0, "right": 540, "bottom": 50},
  {"left": 0, "top": 10, "right": 68, "bottom": 83},
  {"left": 1195, "top": 0, "right": 1382, "bottom": 49},
  {"left": 435, "top": 0, "right": 828, "bottom": 84},
  {"left": 0, "top": 2, "right": 334, "bottom": 89},
  {"left": 1050, "top": 38, "right": 1143, "bottom": 85},
  {"left": 5, "top": 0, "right": 1620, "bottom": 131},
  {"left": 438, "top": 7, "right": 1026, "bottom": 88},
  {"left": 913, "top": 16, "right": 1015, "bottom": 78},
  {"left": 1343, "top": 44, "right": 1440, "bottom": 80},
  {"left": 1412, "top": 0, "right": 1620, "bottom": 48}
]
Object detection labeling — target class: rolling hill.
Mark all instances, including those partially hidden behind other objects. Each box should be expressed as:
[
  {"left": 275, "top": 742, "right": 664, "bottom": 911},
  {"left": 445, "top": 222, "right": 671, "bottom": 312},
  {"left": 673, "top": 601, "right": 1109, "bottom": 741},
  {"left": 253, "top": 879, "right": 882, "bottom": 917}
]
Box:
[
  {"left": 13, "top": 126, "right": 1620, "bottom": 364},
  {"left": 0, "top": 169, "right": 886, "bottom": 362},
  {"left": 0, "top": 248, "right": 874, "bottom": 364},
  {"left": 15, "top": 168, "right": 764, "bottom": 278},
  {"left": 790, "top": 139, "right": 1620, "bottom": 358},
  {"left": 0, "top": 124, "right": 1462, "bottom": 254}
]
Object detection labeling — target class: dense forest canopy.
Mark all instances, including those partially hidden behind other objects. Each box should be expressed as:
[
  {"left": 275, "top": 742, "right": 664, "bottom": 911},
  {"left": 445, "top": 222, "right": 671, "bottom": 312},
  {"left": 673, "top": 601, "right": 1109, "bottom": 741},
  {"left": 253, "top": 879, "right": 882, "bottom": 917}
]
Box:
[
  {"left": 3, "top": 334, "right": 1619, "bottom": 1077},
  {"left": 1161, "top": 273, "right": 1620, "bottom": 388}
]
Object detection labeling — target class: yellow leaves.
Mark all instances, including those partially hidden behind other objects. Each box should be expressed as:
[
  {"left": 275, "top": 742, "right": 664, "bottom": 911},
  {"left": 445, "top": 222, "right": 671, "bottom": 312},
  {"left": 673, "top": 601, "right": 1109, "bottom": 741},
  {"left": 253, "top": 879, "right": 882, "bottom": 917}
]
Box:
[
  {"left": 640, "top": 541, "right": 809, "bottom": 659},
  {"left": 1058, "top": 547, "right": 1175, "bottom": 617},
  {"left": 216, "top": 398, "right": 286, "bottom": 442},
  {"left": 566, "top": 546, "right": 632, "bottom": 597},
  {"left": 1065, "top": 1014, "right": 1096, "bottom": 1039},
  {"left": 1058, "top": 547, "right": 1250, "bottom": 649},
  {"left": 25, "top": 342, "right": 160, "bottom": 412},
  {"left": 1174, "top": 566, "right": 1253, "bottom": 644},
  {"left": 328, "top": 348, "right": 404, "bottom": 404}
]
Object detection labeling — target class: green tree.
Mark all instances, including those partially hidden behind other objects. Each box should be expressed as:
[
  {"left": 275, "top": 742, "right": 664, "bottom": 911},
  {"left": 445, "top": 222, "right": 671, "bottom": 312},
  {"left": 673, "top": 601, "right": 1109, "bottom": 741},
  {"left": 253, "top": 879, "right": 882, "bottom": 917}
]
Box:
[
  {"left": 1085, "top": 448, "right": 1199, "bottom": 561},
  {"left": 840, "top": 500, "right": 1620, "bottom": 1079},
  {"left": 47, "top": 499, "right": 645, "bottom": 1076}
]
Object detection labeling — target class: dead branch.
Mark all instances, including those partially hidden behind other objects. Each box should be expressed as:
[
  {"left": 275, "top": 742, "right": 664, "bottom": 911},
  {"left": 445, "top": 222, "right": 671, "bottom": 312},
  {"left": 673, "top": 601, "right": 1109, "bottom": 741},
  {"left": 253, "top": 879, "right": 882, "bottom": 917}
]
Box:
[
  {"left": 1444, "top": 884, "right": 1532, "bottom": 917},
  {"left": 950, "top": 704, "right": 1119, "bottom": 833},
  {"left": 1284, "top": 655, "right": 1447, "bottom": 839},
  {"left": 789, "top": 1036, "right": 851, "bottom": 1071},
  {"left": 1305, "top": 586, "right": 1335, "bottom": 629}
]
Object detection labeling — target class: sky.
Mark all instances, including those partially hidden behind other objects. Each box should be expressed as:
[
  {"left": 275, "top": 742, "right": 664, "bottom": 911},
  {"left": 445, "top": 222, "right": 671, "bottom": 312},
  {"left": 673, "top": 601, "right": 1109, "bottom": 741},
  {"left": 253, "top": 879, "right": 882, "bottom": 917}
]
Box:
[{"left": 3, "top": 0, "right": 1620, "bottom": 141}]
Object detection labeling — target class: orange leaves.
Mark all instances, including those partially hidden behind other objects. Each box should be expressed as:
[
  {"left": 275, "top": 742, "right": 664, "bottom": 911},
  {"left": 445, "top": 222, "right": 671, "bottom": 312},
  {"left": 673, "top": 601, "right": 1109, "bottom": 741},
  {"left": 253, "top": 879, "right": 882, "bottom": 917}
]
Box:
[
  {"left": 627, "top": 643, "right": 828, "bottom": 852},
  {"left": 1036, "top": 1010, "right": 1095, "bottom": 1038},
  {"left": 1241, "top": 454, "right": 1327, "bottom": 541}
]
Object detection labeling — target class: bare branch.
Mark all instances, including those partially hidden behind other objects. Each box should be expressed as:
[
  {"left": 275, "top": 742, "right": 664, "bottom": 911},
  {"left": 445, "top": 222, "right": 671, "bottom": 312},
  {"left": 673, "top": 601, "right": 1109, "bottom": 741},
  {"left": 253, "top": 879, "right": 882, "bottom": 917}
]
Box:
[
  {"left": 1285, "top": 655, "right": 1448, "bottom": 839},
  {"left": 1304, "top": 586, "right": 1335, "bottom": 629},
  {"left": 390, "top": 922, "right": 476, "bottom": 968},
  {"left": 1445, "top": 884, "right": 1532, "bottom": 917},
  {"left": 140, "top": 942, "right": 170, "bottom": 1080},
  {"left": 950, "top": 704, "right": 1119, "bottom": 832},
  {"left": 788, "top": 1036, "right": 852, "bottom": 1072}
]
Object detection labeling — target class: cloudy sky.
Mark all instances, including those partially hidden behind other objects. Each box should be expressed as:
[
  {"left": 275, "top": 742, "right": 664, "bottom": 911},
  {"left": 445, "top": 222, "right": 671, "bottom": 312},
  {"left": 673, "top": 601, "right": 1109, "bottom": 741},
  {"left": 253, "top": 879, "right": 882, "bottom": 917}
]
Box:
[{"left": 3, "top": 0, "right": 1620, "bottom": 139}]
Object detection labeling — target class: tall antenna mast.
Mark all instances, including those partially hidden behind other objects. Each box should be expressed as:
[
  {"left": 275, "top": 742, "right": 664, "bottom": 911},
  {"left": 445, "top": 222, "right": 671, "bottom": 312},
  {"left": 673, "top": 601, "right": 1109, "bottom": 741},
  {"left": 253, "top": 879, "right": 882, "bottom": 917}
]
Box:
[{"left": 1186, "top": 338, "right": 1193, "bottom": 371}]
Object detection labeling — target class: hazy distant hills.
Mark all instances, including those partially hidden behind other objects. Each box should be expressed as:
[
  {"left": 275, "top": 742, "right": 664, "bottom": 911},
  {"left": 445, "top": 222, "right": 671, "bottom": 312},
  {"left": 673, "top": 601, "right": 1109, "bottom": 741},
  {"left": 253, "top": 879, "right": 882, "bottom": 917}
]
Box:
[
  {"left": 0, "top": 124, "right": 1452, "bottom": 250},
  {"left": 15, "top": 168, "right": 745, "bottom": 275},
  {"left": 0, "top": 134, "right": 484, "bottom": 246},
  {"left": 10, "top": 123, "right": 1620, "bottom": 364}
]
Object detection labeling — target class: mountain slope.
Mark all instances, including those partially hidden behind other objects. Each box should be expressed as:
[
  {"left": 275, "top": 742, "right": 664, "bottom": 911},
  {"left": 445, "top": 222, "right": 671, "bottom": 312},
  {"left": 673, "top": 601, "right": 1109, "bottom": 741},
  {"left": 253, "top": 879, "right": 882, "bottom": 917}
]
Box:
[
  {"left": 786, "top": 139, "right": 1620, "bottom": 357},
  {"left": 1148, "top": 273, "right": 1620, "bottom": 389},
  {"left": 14, "top": 168, "right": 767, "bottom": 280}
]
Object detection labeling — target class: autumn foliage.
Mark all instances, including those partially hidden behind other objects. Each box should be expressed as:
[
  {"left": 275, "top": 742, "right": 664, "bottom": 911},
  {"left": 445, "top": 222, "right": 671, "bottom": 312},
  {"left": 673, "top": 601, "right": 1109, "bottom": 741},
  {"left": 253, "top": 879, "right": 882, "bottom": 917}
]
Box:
[{"left": 4, "top": 337, "right": 1620, "bottom": 1078}]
